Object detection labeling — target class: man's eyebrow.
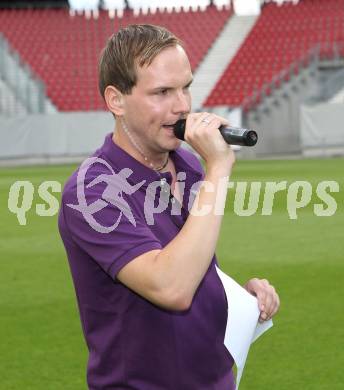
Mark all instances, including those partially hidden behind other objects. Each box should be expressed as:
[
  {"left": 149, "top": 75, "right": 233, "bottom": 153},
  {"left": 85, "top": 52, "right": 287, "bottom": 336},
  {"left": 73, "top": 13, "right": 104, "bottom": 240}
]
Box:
[
  {"left": 151, "top": 86, "right": 172, "bottom": 91},
  {"left": 151, "top": 79, "right": 194, "bottom": 92}
]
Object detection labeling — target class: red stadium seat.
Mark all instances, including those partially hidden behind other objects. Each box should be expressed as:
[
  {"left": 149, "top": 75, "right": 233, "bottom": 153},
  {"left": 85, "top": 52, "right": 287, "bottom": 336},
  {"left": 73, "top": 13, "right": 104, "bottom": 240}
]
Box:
[{"left": 0, "top": 6, "right": 232, "bottom": 111}]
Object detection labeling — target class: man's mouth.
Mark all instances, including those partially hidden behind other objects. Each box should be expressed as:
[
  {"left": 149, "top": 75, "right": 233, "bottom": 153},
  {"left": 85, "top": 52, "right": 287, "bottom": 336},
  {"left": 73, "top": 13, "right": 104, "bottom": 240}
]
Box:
[{"left": 162, "top": 122, "right": 177, "bottom": 130}]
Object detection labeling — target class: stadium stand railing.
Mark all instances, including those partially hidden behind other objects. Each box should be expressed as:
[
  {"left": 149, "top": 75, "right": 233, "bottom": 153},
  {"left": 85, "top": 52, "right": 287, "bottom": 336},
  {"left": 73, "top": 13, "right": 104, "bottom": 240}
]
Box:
[
  {"left": 241, "top": 43, "right": 344, "bottom": 112},
  {"left": 204, "top": 0, "right": 344, "bottom": 110}
]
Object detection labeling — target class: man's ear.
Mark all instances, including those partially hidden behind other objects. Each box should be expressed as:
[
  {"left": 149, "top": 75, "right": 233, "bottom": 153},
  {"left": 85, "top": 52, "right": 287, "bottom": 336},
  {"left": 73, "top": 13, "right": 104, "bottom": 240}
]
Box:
[{"left": 104, "top": 86, "right": 125, "bottom": 116}]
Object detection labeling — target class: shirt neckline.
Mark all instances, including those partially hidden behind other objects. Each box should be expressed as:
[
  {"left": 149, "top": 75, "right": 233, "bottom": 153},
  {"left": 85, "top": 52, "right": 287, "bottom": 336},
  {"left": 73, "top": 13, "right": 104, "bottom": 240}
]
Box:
[{"left": 100, "top": 133, "right": 202, "bottom": 188}]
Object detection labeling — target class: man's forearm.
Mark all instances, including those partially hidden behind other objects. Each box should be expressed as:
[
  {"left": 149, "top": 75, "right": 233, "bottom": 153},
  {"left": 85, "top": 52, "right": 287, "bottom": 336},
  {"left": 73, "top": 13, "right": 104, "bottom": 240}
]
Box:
[{"left": 154, "top": 164, "right": 231, "bottom": 307}]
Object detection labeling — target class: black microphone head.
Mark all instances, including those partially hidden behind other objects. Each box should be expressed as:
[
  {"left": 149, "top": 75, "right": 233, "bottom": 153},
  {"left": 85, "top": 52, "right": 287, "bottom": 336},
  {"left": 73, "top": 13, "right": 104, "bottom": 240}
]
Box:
[
  {"left": 245, "top": 130, "right": 258, "bottom": 146},
  {"left": 173, "top": 119, "right": 186, "bottom": 141}
]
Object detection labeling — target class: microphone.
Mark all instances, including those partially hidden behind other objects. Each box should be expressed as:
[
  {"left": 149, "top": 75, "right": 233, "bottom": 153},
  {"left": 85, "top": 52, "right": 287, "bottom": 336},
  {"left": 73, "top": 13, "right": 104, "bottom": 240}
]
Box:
[{"left": 173, "top": 119, "right": 258, "bottom": 147}]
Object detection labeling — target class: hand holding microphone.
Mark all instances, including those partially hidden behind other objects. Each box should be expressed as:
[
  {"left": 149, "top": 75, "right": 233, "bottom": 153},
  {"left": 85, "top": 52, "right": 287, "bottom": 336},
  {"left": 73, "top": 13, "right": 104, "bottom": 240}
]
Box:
[
  {"left": 173, "top": 118, "right": 258, "bottom": 147},
  {"left": 172, "top": 113, "right": 237, "bottom": 173}
]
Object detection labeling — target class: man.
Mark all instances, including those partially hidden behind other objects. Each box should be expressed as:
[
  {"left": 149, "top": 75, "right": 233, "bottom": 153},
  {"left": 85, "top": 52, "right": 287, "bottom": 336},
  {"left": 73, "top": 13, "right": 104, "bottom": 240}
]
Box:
[{"left": 58, "top": 24, "right": 280, "bottom": 389}]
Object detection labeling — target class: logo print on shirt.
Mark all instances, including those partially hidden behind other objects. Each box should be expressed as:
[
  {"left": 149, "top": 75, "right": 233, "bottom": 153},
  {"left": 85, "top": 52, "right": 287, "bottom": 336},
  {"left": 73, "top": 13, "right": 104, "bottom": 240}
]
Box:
[{"left": 67, "top": 157, "right": 145, "bottom": 233}]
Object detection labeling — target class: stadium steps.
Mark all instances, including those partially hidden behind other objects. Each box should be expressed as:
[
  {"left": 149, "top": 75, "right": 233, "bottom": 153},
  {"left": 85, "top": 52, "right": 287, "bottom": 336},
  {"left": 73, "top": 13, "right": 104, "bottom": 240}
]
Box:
[
  {"left": 0, "top": 34, "right": 57, "bottom": 115},
  {"left": 318, "top": 68, "right": 344, "bottom": 102},
  {"left": 0, "top": 78, "right": 28, "bottom": 116},
  {"left": 299, "top": 68, "right": 344, "bottom": 157},
  {"left": 190, "top": 14, "right": 258, "bottom": 110},
  {"left": 205, "top": 0, "right": 344, "bottom": 108},
  {"left": 329, "top": 89, "right": 344, "bottom": 103},
  {"left": 242, "top": 54, "right": 320, "bottom": 157}
]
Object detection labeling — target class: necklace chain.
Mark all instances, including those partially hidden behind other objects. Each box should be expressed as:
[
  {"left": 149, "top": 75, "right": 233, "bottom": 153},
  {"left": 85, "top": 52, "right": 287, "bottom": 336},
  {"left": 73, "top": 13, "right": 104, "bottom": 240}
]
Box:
[{"left": 121, "top": 118, "right": 169, "bottom": 172}]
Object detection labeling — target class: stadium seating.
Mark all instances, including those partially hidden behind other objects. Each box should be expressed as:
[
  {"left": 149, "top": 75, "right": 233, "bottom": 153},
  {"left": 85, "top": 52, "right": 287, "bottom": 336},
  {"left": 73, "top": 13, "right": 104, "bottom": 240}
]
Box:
[
  {"left": 0, "top": 6, "right": 231, "bottom": 111},
  {"left": 205, "top": 0, "right": 344, "bottom": 108}
]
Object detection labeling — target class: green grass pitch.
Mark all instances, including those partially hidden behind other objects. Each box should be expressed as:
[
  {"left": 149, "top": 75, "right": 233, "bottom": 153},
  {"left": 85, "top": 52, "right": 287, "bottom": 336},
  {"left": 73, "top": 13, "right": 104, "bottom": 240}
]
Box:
[{"left": 1, "top": 157, "right": 343, "bottom": 389}]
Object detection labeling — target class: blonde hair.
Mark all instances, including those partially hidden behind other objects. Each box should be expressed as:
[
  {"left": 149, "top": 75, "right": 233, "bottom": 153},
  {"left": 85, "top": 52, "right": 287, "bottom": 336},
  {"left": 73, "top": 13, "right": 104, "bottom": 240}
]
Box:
[{"left": 98, "top": 24, "right": 183, "bottom": 98}]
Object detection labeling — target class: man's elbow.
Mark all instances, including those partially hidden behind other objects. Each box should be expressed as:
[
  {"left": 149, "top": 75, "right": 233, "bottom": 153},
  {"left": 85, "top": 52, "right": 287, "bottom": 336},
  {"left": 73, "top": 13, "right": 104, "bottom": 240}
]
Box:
[
  {"left": 170, "top": 294, "right": 192, "bottom": 312},
  {"left": 159, "top": 288, "right": 192, "bottom": 312}
]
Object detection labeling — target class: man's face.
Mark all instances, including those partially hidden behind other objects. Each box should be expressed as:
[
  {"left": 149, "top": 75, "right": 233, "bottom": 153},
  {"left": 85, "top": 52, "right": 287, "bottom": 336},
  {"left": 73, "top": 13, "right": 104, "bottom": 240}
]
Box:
[{"left": 121, "top": 45, "right": 193, "bottom": 155}]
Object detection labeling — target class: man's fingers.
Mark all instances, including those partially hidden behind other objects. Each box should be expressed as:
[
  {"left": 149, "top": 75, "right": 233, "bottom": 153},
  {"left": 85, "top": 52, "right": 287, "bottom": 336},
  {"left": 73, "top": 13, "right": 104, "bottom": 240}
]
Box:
[
  {"left": 244, "top": 278, "right": 280, "bottom": 322},
  {"left": 262, "top": 291, "right": 280, "bottom": 321},
  {"left": 185, "top": 112, "right": 218, "bottom": 141},
  {"left": 254, "top": 280, "right": 280, "bottom": 322},
  {"left": 267, "top": 292, "right": 280, "bottom": 320}
]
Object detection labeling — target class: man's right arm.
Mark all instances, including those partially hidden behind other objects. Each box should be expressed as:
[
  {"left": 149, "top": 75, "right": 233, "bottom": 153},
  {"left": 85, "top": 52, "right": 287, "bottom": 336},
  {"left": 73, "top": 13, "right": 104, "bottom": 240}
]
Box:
[{"left": 117, "top": 113, "right": 235, "bottom": 311}]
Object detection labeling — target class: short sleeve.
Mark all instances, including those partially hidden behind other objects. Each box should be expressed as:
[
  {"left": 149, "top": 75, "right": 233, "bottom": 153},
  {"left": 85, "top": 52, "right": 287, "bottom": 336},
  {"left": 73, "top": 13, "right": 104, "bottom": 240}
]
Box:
[{"left": 61, "top": 187, "right": 162, "bottom": 279}]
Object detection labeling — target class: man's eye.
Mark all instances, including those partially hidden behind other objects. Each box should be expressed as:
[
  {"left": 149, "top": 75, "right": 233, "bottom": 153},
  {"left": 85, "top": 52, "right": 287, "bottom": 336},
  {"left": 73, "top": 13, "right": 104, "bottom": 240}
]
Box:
[{"left": 158, "top": 89, "right": 168, "bottom": 95}]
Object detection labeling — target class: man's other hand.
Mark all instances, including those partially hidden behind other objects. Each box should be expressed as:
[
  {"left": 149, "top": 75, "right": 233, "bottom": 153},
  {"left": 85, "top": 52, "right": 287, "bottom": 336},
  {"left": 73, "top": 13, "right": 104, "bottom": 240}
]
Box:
[{"left": 243, "top": 278, "right": 280, "bottom": 323}]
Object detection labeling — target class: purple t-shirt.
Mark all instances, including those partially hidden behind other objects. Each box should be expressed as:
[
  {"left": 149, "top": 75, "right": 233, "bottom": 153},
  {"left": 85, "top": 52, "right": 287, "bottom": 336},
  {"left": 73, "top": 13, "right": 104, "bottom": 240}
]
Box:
[{"left": 58, "top": 133, "right": 235, "bottom": 390}]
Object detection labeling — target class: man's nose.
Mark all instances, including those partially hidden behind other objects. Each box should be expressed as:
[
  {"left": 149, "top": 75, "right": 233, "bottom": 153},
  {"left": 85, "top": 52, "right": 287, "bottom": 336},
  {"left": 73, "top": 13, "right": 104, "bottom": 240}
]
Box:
[{"left": 172, "top": 90, "right": 190, "bottom": 114}]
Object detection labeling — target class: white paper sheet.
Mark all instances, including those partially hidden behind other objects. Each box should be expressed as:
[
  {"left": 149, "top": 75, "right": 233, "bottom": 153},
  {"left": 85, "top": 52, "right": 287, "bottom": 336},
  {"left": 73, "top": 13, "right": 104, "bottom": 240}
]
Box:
[{"left": 215, "top": 266, "right": 273, "bottom": 389}]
